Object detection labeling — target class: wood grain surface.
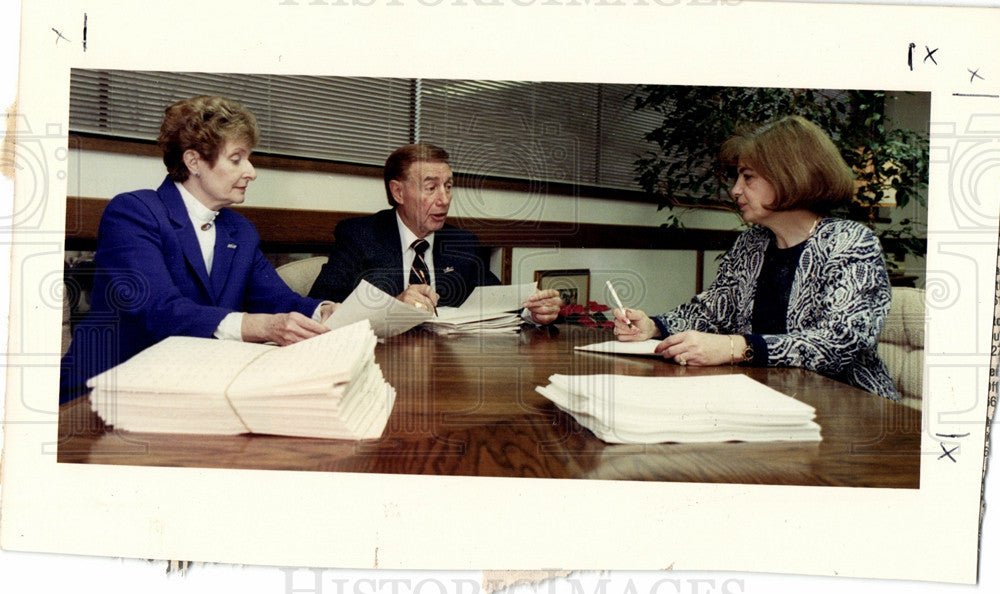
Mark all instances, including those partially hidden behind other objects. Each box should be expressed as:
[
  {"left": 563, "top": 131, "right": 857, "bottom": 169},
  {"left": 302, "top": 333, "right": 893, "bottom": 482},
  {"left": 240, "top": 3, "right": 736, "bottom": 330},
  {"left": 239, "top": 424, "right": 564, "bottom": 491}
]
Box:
[{"left": 57, "top": 325, "right": 921, "bottom": 488}]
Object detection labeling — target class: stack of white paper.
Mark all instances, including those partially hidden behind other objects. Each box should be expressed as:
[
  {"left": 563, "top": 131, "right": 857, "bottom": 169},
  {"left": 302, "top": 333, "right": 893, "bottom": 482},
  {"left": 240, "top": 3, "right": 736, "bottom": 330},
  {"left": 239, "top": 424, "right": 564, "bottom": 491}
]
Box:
[
  {"left": 536, "top": 373, "right": 821, "bottom": 444},
  {"left": 422, "top": 283, "right": 536, "bottom": 335},
  {"left": 87, "top": 320, "right": 396, "bottom": 440},
  {"left": 423, "top": 310, "right": 524, "bottom": 334}
]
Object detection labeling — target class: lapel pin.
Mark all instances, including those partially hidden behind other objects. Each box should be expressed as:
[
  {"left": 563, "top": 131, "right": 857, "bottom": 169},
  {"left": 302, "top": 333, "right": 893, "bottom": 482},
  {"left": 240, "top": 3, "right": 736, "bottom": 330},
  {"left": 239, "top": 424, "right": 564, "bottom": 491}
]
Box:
[
  {"left": 227, "top": 243, "right": 237, "bottom": 249},
  {"left": 443, "top": 266, "right": 454, "bottom": 273}
]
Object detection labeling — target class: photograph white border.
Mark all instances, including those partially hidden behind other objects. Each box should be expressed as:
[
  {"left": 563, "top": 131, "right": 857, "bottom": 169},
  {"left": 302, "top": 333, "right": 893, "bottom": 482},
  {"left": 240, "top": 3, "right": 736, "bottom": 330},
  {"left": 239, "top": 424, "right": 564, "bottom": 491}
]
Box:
[{"left": 2, "top": 0, "right": 998, "bottom": 587}]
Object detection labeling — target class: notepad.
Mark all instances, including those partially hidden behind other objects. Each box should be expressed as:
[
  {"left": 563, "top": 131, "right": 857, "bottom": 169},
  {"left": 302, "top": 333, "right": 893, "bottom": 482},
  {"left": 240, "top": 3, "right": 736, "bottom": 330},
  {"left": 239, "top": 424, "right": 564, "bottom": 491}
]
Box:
[
  {"left": 536, "top": 374, "right": 821, "bottom": 444},
  {"left": 87, "top": 320, "right": 396, "bottom": 440}
]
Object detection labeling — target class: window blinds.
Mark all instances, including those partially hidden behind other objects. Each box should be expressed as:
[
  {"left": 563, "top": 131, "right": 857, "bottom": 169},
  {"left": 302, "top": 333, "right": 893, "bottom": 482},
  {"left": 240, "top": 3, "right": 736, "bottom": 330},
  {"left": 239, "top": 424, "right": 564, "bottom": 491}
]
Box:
[{"left": 69, "top": 69, "right": 657, "bottom": 191}]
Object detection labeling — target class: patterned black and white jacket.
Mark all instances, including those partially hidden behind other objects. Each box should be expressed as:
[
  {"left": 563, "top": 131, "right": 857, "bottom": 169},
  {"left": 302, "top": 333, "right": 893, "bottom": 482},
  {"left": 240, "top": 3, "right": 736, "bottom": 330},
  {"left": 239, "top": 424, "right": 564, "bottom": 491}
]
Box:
[{"left": 651, "top": 217, "right": 899, "bottom": 400}]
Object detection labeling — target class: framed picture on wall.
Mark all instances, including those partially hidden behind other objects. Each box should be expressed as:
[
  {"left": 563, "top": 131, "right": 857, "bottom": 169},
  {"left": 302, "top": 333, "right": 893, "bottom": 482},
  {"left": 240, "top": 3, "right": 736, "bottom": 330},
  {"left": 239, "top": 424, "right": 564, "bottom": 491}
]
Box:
[{"left": 534, "top": 269, "right": 590, "bottom": 306}]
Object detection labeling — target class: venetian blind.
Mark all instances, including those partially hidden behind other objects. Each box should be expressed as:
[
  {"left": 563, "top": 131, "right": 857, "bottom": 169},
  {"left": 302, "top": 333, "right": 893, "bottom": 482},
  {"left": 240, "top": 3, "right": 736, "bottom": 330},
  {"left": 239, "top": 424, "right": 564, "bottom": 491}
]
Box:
[
  {"left": 69, "top": 69, "right": 657, "bottom": 192},
  {"left": 68, "top": 69, "right": 412, "bottom": 167}
]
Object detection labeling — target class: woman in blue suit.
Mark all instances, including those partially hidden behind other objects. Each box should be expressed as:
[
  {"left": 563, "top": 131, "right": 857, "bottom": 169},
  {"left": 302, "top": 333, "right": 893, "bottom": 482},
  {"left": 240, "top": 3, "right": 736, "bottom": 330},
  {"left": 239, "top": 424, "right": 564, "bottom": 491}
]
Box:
[
  {"left": 614, "top": 116, "right": 898, "bottom": 400},
  {"left": 60, "top": 96, "right": 333, "bottom": 403}
]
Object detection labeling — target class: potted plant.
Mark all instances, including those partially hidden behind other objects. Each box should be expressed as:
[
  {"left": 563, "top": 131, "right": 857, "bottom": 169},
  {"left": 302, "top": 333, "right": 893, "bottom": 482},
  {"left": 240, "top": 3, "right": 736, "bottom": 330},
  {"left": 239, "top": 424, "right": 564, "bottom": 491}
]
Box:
[{"left": 630, "top": 86, "right": 929, "bottom": 271}]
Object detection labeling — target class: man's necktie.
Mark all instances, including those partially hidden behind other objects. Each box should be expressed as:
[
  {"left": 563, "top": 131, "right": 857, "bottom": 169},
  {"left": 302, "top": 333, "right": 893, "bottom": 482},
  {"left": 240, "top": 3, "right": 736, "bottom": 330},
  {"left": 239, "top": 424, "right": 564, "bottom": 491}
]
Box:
[{"left": 409, "top": 239, "right": 431, "bottom": 287}]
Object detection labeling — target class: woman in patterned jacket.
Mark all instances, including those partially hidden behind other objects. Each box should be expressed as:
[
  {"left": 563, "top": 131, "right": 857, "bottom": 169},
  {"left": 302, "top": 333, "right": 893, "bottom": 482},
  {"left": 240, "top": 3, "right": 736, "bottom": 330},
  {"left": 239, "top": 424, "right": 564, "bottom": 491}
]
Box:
[{"left": 614, "top": 115, "right": 899, "bottom": 400}]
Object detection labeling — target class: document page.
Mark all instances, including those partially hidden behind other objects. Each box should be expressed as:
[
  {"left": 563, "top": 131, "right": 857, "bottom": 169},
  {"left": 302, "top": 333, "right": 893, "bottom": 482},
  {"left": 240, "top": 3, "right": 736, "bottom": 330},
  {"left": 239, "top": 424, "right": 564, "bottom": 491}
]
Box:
[
  {"left": 575, "top": 339, "right": 663, "bottom": 357},
  {"left": 324, "top": 280, "right": 431, "bottom": 338},
  {"left": 439, "top": 282, "right": 537, "bottom": 319},
  {"left": 86, "top": 336, "right": 273, "bottom": 394}
]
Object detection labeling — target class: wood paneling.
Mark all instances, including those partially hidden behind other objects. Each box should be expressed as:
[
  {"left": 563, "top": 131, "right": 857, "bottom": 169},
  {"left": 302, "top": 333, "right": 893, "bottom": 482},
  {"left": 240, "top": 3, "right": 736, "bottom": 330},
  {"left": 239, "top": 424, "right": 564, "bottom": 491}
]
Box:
[{"left": 64, "top": 196, "right": 741, "bottom": 254}]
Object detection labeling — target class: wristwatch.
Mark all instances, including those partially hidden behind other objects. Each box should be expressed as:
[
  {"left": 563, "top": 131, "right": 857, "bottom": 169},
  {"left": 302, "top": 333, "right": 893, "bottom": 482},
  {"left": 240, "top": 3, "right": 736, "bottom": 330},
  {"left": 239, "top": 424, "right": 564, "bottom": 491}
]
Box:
[{"left": 741, "top": 338, "right": 754, "bottom": 364}]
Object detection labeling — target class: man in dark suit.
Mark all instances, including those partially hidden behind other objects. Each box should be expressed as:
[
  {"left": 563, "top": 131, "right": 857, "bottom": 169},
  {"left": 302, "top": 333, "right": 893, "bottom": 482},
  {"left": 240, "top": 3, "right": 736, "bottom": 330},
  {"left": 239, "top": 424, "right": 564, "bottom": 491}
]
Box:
[{"left": 309, "top": 144, "right": 561, "bottom": 323}]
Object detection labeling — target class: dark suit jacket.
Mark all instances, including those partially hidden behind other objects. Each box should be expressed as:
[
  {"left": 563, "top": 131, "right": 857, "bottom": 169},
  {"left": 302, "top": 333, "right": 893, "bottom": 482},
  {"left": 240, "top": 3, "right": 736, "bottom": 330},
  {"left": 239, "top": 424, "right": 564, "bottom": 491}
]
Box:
[
  {"left": 308, "top": 209, "right": 500, "bottom": 306},
  {"left": 59, "top": 176, "right": 321, "bottom": 403}
]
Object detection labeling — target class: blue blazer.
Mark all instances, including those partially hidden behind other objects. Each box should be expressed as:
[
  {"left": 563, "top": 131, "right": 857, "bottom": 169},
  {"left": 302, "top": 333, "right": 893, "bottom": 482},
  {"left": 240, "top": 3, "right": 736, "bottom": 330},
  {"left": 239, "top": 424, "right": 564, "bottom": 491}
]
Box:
[
  {"left": 60, "top": 177, "right": 321, "bottom": 403},
  {"left": 308, "top": 208, "right": 499, "bottom": 306}
]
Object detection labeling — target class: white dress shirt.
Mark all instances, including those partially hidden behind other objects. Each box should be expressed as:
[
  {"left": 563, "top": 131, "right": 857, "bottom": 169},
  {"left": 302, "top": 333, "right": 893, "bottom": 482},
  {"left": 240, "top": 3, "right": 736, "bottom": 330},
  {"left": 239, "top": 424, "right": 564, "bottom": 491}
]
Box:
[{"left": 396, "top": 211, "right": 436, "bottom": 289}]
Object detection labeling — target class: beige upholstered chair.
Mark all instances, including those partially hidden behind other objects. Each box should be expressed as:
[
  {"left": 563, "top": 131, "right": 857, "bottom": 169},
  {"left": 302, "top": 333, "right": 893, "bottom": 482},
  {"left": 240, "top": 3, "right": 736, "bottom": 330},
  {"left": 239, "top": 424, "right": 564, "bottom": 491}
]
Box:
[
  {"left": 877, "top": 286, "right": 925, "bottom": 409},
  {"left": 275, "top": 256, "right": 328, "bottom": 297}
]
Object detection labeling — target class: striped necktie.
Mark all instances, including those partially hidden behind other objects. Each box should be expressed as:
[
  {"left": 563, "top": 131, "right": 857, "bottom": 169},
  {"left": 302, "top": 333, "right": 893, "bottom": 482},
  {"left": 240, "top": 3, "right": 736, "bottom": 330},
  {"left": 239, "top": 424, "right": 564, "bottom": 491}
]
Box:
[{"left": 409, "top": 238, "right": 431, "bottom": 287}]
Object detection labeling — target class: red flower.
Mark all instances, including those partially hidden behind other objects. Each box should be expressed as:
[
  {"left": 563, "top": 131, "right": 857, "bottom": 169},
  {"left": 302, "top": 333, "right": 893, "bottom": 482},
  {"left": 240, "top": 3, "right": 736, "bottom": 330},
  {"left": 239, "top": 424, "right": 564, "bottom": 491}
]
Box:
[
  {"left": 559, "top": 301, "right": 615, "bottom": 328},
  {"left": 587, "top": 301, "right": 610, "bottom": 313}
]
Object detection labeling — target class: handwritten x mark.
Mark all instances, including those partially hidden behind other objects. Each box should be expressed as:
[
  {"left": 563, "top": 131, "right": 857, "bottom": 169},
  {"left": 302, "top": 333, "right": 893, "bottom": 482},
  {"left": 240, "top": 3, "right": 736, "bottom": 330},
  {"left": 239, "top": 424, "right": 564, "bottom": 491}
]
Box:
[
  {"left": 51, "top": 28, "right": 70, "bottom": 44},
  {"left": 924, "top": 46, "right": 939, "bottom": 65},
  {"left": 938, "top": 442, "right": 958, "bottom": 462}
]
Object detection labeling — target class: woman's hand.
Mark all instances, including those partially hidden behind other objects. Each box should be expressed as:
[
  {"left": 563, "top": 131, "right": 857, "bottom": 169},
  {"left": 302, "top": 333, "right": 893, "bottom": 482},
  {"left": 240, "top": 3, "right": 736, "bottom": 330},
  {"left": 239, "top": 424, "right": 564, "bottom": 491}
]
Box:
[
  {"left": 242, "top": 311, "right": 329, "bottom": 345},
  {"left": 397, "top": 284, "right": 439, "bottom": 312},
  {"left": 523, "top": 289, "right": 562, "bottom": 325},
  {"left": 613, "top": 308, "right": 659, "bottom": 341},
  {"left": 319, "top": 301, "right": 337, "bottom": 322},
  {"left": 654, "top": 331, "right": 745, "bottom": 366}
]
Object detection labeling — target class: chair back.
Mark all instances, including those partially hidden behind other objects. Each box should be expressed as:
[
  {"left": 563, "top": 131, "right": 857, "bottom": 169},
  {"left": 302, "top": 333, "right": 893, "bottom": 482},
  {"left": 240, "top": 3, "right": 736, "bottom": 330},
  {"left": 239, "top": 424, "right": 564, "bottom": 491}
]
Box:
[
  {"left": 275, "top": 256, "right": 328, "bottom": 297},
  {"left": 877, "top": 286, "right": 925, "bottom": 407}
]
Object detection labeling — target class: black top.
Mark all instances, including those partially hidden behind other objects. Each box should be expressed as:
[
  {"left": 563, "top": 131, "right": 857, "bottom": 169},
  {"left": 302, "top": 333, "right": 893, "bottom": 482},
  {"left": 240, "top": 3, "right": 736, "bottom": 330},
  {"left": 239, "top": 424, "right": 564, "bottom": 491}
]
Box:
[
  {"left": 744, "top": 238, "right": 807, "bottom": 365},
  {"left": 752, "top": 239, "right": 807, "bottom": 333}
]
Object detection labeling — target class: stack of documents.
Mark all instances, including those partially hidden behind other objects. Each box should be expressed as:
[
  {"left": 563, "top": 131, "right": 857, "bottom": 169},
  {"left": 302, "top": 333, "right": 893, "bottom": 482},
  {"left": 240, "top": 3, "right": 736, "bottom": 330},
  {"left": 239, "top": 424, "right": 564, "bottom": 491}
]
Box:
[
  {"left": 87, "top": 320, "right": 396, "bottom": 440},
  {"left": 536, "top": 374, "right": 821, "bottom": 443},
  {"left": 423, "top": 283, "right": 537, "bottom": 335}
]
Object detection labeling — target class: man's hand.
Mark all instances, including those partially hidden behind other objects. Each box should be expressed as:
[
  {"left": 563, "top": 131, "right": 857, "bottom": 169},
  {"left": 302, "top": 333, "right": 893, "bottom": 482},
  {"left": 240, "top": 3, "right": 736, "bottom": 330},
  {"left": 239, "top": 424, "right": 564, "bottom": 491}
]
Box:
[
  {"left": 523, "top": 289, "right": 562, "bottom": 325},
  {"left": 397, "top": 284, "right": 440, "bottom": 313},
  {"left": 613, "top": 308, "right": 659, "bottom": 341},
  {"left": 242, "top": 311, "right": 330, "bottom": 345}
]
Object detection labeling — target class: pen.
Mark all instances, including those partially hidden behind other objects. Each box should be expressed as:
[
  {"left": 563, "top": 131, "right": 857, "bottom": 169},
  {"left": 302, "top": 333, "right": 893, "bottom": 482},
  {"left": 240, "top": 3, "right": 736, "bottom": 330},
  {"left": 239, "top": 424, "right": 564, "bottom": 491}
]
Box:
[
  {"left": 606, "top": 281, "right": 634, "bottom": 329},
  {"left": 413, "top": 269, "right": 438, "bottom": 317}
]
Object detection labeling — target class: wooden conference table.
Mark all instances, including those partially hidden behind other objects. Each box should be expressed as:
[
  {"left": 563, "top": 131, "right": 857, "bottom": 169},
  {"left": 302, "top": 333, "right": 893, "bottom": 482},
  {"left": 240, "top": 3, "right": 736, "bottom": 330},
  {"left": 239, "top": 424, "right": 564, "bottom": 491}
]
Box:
[{"left": 57, "top": 325, "right": 921, "bottom": 488}]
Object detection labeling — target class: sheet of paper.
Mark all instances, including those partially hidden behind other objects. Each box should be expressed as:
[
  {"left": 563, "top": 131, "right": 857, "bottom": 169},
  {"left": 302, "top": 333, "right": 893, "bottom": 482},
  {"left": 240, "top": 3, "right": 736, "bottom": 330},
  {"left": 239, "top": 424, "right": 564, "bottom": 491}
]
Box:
[
  {"left": 441, "top": 282, "right": 537, "bottom": 319},
  {"left": 574, "top": 339, "right": 663, "bottom": 357},
  {"left": 324, "top": 280, "right": 431, "bottom": 338}
]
